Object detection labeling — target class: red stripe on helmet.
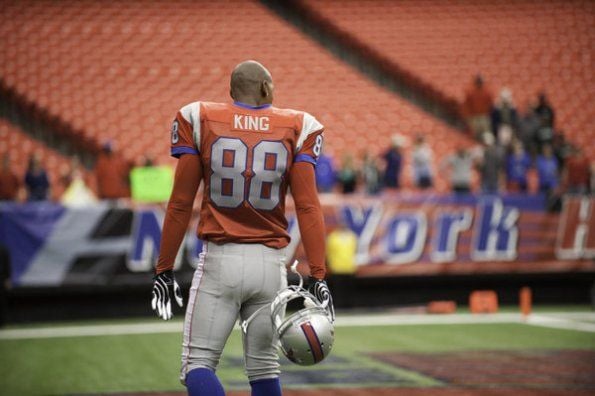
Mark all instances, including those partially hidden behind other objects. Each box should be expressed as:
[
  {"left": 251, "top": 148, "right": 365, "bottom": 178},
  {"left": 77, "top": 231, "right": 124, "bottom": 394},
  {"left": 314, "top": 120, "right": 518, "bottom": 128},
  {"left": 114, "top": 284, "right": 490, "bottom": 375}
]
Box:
[{"left": 300, "top": 321, "right": 324, "bottom": 363}]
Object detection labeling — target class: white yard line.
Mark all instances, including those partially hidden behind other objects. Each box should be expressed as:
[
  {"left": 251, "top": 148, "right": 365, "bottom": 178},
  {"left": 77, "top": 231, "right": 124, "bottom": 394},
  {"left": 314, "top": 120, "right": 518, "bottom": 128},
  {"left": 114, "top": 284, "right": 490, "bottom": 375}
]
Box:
[
  {"left": 0, "top": 322, "right": 183, "bottom": 340},
  {"left": 0, "top": 312, "right": 593, "bottom": 340},
  {"left": 538, "top": 312, "right": 595, "bottom": 321},
  {"left": 524, "top": 314, "right": 595, "bottom": 333},
  {"left": 336, "top": 313, "right": 523, "bottom": 327}
]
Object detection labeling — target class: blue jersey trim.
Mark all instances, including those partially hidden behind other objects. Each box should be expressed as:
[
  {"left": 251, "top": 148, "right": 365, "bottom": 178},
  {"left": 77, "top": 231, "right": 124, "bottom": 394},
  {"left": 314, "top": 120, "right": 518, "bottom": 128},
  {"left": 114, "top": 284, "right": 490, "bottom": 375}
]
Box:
[
  {"left": 171, "top": 146, "right": 199, "bottom": 158},
  {"left": 233, "top": 101, "right": 272, "bottom": 110},
  {"left": 295, "top": 153, "right": 317, "bottom": 166}
]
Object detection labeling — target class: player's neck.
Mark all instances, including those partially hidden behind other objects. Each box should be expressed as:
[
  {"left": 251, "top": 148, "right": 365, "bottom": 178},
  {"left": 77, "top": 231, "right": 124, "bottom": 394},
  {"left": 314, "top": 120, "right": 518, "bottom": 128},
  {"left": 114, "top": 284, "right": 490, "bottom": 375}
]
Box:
[{"left": 233, "top": 96, "right": 272, "bottom": 108}]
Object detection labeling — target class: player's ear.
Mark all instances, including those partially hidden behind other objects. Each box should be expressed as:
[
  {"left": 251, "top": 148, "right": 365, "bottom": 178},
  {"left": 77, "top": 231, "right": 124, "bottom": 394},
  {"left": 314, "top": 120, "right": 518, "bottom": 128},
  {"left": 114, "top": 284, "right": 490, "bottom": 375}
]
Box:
[
  {"left": 261, "top": 81, "right": 269, "bottom": 98},
  {"left": 230, "top": 88, "right": 235, "bottom": 100}
]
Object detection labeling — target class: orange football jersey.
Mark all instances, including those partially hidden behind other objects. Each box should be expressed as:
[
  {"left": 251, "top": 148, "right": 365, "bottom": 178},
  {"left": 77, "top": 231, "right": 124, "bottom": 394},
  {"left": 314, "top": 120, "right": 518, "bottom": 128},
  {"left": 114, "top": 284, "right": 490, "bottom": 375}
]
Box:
[{"left": 170, "top": 101, "right": 324, "bottom": 248}]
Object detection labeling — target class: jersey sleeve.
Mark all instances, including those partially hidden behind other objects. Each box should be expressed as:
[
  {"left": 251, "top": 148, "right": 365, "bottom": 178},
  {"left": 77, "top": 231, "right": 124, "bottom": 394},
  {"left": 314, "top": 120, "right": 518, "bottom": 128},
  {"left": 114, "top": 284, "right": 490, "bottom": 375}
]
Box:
[
  {"left": 295, "top": 112, "right": 324, "bottom": 166},
  {"left": 170, "top": 101, "right": 201, "bottom": 158},
  {"left": 289, "top": 161, "right": 327, "bottom": 279},
  {"left": 156, "top": 154, "right": 202, "bottom": 273}
]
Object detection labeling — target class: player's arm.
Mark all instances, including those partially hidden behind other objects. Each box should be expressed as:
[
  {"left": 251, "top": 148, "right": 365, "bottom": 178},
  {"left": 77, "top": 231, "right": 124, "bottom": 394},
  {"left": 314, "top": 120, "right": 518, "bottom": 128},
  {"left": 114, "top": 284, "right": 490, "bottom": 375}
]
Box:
[
  {"left": 152, "top": 155, "right": 201, "bottom": 320},
  {"left": 291, "top": 113, "right": 326, "bottom": 279},
  {"left": 289, "top": 161, "right": 335, "bottom": 320},
  {"left": 157, "top": 107, "right": 202, "bottom": 274},
  {"left": 291, "top": 114, "right": 335, "bottom": 318},
  {"left": 156, "top": 154, "right": 202, "bottom": 274},
  {"left": 289, "top": 161, "right": 326, "bottom": 280},
  {"left": 152, "top": 106, "right": 201, "bottom": 320}
]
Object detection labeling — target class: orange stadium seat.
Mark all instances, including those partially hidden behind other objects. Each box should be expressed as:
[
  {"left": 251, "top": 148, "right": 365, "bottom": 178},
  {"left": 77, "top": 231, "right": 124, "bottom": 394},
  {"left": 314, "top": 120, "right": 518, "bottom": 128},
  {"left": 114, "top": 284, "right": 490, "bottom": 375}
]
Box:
[
  {"left": 300, "top": 0, "right": 594, "bottom": 159},
  {"left": 0, "top": 118, "right": 89, "bottom": 199},
  {"left": 0, "top": 0, "right": 475, "bottom": 192}
]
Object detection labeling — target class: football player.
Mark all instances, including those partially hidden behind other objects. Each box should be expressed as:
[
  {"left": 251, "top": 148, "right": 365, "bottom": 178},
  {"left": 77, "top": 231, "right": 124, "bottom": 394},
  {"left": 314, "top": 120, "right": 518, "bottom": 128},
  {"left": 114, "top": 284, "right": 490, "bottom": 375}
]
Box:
[{"left": 151, "top": 60, "right": 333, "bottom": 396}]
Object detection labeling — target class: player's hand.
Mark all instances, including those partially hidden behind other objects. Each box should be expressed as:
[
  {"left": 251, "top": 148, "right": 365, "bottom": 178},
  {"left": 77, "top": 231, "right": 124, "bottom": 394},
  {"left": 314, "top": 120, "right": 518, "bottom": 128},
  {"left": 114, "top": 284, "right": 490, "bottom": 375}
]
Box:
[
  {"left": 151, "top": 270, "right": 184, "bottom": 320},
  {"left": 308, "top": 277, "right": 335, "bottom": 322}
]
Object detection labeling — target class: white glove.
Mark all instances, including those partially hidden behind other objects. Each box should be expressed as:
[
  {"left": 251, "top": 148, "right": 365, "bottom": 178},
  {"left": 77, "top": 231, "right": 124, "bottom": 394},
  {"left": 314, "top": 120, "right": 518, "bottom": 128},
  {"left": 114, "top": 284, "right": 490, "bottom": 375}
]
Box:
[
  {"left": 151, "top": 270, "right": 184, "bottom": 320},
  {"left": 308, "top": 277, "right": 335, "bottom": 322}
]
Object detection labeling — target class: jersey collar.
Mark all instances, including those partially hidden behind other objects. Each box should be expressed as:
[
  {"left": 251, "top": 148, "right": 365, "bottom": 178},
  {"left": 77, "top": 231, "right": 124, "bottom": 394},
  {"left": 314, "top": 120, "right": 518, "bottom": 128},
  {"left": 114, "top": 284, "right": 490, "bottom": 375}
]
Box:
[{"left": 233, "top": 101, "right": 272, "bottom": 110}]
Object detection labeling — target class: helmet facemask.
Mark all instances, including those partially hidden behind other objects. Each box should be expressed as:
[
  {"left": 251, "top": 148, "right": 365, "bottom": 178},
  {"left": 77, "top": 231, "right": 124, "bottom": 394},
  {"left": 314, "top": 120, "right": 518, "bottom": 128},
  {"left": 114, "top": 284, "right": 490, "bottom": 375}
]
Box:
[{"left": 241, "top": 261, "right": 335, "bottom": 366}]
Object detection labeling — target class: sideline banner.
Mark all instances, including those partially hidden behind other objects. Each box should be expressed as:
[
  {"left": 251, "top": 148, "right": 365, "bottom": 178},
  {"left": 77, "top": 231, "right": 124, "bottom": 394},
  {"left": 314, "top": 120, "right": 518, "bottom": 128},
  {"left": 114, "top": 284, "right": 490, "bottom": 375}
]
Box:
[
  {"left": 0, "top": 193, "right": 593, "bottom": 287},
  {"left": 313, "top": 194, "right": 594, "bottom": 278}
]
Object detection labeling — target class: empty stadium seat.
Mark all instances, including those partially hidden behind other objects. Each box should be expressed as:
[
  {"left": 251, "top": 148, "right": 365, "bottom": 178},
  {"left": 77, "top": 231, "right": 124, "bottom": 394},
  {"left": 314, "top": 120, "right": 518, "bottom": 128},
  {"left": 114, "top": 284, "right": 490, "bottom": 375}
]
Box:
[
  {"left": 0, "top": 0, "right": 475, "bottom": 191},
  {"left": 301, "top": 0, "right": 594, "bottom": 159},
  {"left": 0, "top": 118, "right": 91, "bottom": 199}
]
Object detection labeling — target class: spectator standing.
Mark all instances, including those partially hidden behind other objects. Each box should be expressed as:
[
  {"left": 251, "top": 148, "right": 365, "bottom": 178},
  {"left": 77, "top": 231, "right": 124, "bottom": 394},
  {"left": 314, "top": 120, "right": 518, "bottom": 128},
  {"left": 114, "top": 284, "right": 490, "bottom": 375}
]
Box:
[
  {"left": 411, "top": 134, "right": 433, "bottom": 189},
  {"left": 24, "top": 152, "right": 50, "bottom": 201},
  {"left": 441, "top": 147, "right": 473, "bottom": 193},
  {"left": 477, "top": 133, "right": 504, "bottom": 194},
  {"left": 519, "top": 105, "right": 540, "bottom": 156},
  {"left": 94, "top": 142, "right": 130, "bottom": 200},
  {"left": 338, "top": 154, "right": 357, "bottom": 194},
  {"left": 506, "top": 140, "right": 531, "bottom": 193},
  {"left": 463, "top": 74, "right": 493, "bottom": 139},
  {"left": 552, "top": 132, "right": 572, "bottom": 170},
  {"left": 534, "top": 94, "right": 556, "bottom": 150},
  {"left": 361, "top": 152, "right": 381, "bottom": 195},
  {"left": 326, "top": 220, "right": 357, "bottom": 309},
  {"left": 491, "top": 88, "right": 519, "bottom": 138},
  {"left": 61, "top": 158, "right": 97, "bottom": 207},
  {"left": 142, "top": 155, "right": 155, "bottom": 167},
  {"left": 382, "top": 135, "right": 403, "bottom": 189},
  {"left": 315, "top": 150, "right": 336, "bottom": 193},
  {"left": 497, "top": 124, "right": 514, "bottom": 148},
  {"left": 535, "top": 145, "right": 560, "bottom": 195},
  {"left": 0, "top": 153, "right": 19, "bottom": 201},
  {"left": 534, "top": 93, "right": 555, "bottom": 129},
  {"left": 563, "top": 148, "right": 591, "bottom": 194}
]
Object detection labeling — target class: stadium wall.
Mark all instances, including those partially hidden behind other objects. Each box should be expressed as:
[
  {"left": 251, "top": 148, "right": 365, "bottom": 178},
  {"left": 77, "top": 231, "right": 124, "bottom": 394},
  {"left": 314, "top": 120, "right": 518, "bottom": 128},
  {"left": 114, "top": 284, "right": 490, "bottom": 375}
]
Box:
[{"left": 2, "top": 194, "right": 594, "bottom": 322}]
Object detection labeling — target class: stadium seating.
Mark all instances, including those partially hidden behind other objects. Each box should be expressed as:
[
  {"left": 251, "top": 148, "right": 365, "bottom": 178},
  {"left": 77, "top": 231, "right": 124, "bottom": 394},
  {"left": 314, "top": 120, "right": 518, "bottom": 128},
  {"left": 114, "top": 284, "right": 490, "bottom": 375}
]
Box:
[
  {"left": 300, "top": 0, "right": 594, "bottom": 158},
  {"left": 0, "top": 0, "right": 475, "bottom": 191},
  {"left": 0, "top": 118, "right": 84, "bottom": 199}
]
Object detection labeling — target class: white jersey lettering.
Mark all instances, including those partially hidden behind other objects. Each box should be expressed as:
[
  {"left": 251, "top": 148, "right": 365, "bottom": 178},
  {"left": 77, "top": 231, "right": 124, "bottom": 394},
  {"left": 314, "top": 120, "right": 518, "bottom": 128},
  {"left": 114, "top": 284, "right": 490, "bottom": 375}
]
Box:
[{"left": 233, "top": 114, "right": 270, "bottom": 132}]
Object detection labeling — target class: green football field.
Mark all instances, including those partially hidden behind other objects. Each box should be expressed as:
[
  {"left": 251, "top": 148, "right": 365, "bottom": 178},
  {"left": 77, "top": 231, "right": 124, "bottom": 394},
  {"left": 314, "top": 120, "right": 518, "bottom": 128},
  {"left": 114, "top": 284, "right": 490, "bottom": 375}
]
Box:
[{"left": 1, "top": 308, "right": 594, "bottom": 395}]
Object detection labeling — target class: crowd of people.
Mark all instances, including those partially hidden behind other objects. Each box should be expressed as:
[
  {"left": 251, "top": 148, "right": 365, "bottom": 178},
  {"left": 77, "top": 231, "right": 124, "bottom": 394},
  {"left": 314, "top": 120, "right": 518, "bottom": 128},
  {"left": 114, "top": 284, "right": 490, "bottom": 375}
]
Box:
[
  {"left": 315, "top": 75, "right": 593, "bottom": 199},
  {"left": 0, "top": 142, "right": 132, "bottom": 204},
  {"left": 462, "top": 74, "right": 591, "bottom": 198},
  {"left": 1, "top": 78, "right": 592, "bottom": 204}
]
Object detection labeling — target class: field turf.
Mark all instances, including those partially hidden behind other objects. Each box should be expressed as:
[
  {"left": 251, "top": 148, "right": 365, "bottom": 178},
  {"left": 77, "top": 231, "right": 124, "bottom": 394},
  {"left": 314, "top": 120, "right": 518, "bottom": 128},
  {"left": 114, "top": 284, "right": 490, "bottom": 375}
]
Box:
[{"left": 1, "top": 310, "right": 594, "bottom": 395}]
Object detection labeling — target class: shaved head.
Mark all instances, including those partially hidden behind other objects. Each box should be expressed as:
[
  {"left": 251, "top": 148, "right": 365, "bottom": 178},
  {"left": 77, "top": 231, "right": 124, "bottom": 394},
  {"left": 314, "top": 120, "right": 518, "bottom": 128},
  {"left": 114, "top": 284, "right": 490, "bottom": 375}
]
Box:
[{"left": 230, "top": 60, "right": 274, "bottom": 105}]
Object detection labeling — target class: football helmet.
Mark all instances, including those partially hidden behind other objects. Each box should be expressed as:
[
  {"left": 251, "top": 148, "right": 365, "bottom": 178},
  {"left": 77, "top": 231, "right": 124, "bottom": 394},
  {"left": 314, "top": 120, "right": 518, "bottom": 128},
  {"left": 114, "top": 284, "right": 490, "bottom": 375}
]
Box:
[{"left": 241, "top": 261, "right": 335, "bottom": 366}]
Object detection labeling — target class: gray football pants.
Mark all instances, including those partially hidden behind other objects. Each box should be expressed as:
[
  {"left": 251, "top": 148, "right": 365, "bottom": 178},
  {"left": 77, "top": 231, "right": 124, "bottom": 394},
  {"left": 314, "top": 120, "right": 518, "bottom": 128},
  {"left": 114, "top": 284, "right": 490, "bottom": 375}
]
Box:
[{"left": 180, "top": 242, "right": 287, "bottom": 384}]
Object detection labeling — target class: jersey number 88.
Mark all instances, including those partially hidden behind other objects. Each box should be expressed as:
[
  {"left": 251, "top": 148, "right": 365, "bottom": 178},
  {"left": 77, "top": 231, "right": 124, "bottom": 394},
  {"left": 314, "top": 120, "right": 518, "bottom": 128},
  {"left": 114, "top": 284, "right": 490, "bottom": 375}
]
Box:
[{"left": 210, "top": 137, "right": 288, "bottom": 210}]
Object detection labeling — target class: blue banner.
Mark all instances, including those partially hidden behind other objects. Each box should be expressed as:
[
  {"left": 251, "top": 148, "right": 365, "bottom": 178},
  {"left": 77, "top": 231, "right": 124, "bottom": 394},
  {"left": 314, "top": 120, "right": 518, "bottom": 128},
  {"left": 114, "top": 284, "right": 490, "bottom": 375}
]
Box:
[{"left": 1, "top": 193, "right": 593, "bottom": 287}]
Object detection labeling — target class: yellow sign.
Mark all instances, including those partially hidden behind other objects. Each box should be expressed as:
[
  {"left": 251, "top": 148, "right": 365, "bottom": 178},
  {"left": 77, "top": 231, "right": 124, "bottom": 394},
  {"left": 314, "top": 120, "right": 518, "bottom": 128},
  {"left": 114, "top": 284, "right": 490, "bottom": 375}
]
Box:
[{"left": 130, "top": 166, "right": 174, "bottom": 203}]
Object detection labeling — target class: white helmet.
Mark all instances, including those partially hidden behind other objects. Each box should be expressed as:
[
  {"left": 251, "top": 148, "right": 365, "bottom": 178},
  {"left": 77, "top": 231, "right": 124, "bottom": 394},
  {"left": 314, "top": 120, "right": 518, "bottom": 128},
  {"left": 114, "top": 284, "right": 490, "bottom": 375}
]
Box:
[
  {"left": 271, "top": 284, "right": 334, "bottom": 365},
  {"left": 241, "top": 261, "right": 335, "bottom": 366}
]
